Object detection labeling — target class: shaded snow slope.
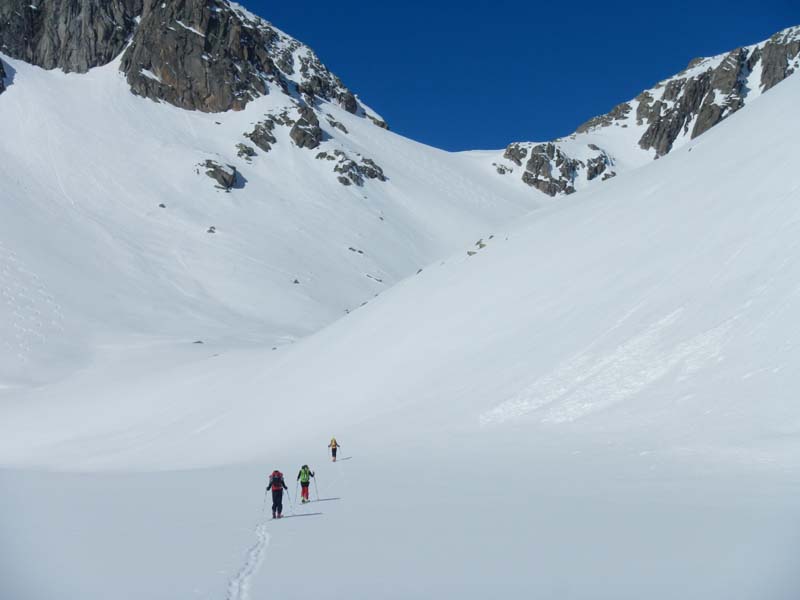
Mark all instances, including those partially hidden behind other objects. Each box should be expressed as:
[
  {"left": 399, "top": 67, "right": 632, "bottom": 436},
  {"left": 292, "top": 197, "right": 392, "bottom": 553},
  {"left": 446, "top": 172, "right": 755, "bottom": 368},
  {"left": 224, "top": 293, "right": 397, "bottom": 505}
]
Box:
[{"left": 0, "top": 54, "right": 534, "bottom": 388}]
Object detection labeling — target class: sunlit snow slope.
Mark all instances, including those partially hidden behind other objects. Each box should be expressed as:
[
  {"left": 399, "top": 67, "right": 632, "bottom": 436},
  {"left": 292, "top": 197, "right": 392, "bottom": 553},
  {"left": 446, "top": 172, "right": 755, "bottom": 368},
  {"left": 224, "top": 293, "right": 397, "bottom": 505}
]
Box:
[
  {"left": 3, "top": 18, "right": 800, "bottom": 600},
  {"left": 0, "top": 54, "right": 534, "bottom": 388},
  {"left": 2, "top": 59, "right": 799, "bottom": 600},
  {"left": 5, "top": 67, "right": 799, "bottom": 471}
]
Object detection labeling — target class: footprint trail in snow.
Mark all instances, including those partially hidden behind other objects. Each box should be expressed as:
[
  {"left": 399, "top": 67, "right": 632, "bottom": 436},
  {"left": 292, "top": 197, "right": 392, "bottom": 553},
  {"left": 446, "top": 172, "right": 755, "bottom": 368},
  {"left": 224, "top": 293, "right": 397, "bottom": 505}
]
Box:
[{"left": 225, "top": 522, "right": 269, "bottom": 600}]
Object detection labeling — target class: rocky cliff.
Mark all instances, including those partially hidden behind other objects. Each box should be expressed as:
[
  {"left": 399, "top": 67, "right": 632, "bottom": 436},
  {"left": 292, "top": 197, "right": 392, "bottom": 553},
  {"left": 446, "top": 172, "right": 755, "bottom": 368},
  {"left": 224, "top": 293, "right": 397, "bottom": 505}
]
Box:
[
  {"left": 0, "top": 0, "right": 376, "bottom": 117},
  {"left": 0, "top": 0, "right": 142, "bottom": 72},
  {"left": 496, "top": 25, "right": 800, "bottom": 196}
]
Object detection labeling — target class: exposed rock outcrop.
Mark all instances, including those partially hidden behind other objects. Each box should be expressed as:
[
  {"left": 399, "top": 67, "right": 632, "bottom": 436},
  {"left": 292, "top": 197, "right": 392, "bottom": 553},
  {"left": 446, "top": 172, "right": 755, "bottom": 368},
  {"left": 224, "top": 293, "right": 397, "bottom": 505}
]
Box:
[
  {"left": 0, "top": 0, "right": 143, "bottom": 72},
  {"left": 0, "top": 0, "right": 384, "bottom": 123},
  {"left": 760, "top": 29, "right": 800, "bottom": 91},
  {"left": 367, "top": 115, "right": 390, "bottom": 130},
  {"left": 245, "top": 118, "right": 279, "bottom": 152},
  {"left": 121, "top": 0, "right": 281, "bottom": 112},
  {"left": 236, "top": 143, "right": 256, "bottom": 161},
  {"left": 636, "top": 30, "right": 800, "bottom": 156},
  {"left": 289, "top": 106, "right": 323, "bottom": 149},
  {"left": 202, "top": 160, "right": 238, "bottom": 190},
  {"left": 326, "top": 116, "right": 348, "bottom": 134},
  {"left": 517, "top": 143, "right": 612, "bottom": 196},
  {"left": 0, "top": 59, "right": 6, "bottom": 94},
  {"left": 499, "top": 25, "right": 800, "bottom": 196},
  {"left": 323, "top": 150, "right": 387, "bottom": 186},
  {"left": 503, "top": 143, "right": 528, "bottom": 166},
  {"left": 575, "top": 102, "right": 632, "bottom": 134}
]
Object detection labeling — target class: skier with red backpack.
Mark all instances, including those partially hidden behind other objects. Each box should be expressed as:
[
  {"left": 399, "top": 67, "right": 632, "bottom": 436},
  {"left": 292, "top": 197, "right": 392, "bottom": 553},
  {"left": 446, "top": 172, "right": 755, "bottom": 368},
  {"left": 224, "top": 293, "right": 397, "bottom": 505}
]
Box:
[{"left": 267, "top": 469, "right": 288, "bottom": 519}]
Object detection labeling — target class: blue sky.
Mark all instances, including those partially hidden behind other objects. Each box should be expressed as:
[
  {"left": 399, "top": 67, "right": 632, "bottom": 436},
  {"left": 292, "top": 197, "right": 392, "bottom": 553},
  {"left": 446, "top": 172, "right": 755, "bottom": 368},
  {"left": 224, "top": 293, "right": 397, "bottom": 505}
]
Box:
[{"left": 242, "top": 0, "right": 799, "bottom": 151}]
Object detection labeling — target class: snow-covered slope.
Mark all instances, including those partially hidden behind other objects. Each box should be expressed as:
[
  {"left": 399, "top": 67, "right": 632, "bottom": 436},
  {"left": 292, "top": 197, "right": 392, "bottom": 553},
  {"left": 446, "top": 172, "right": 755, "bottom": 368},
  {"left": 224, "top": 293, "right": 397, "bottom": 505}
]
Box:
[
  {"left": 0, "top": 52, "right": 533, "bottom": 388},
  {"left": 2, "top": 46, "right": 799, "bottom": 600},
  {"left": 5, "top": 59, "right": 800, "bottom": 471},
  {"left": 2, "top": 3, "right": 800, "bottom": 598}
]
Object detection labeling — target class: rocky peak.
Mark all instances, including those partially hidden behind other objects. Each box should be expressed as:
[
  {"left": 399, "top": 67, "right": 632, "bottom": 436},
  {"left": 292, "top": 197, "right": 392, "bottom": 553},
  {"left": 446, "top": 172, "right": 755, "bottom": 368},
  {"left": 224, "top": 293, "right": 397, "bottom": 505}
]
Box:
[
  {"left": 498, "top": 25, "right": 800, "bottom": 197},
  {"left": 0, "top": 0, "right": 381, "bottom": 121}
]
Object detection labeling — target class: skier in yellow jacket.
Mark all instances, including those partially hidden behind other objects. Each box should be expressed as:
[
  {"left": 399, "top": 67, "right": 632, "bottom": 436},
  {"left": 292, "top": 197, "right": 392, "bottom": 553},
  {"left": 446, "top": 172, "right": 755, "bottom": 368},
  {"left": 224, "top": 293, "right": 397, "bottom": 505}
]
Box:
[{"left": 328, "top": 437, "right": 340, "bottom": 462}]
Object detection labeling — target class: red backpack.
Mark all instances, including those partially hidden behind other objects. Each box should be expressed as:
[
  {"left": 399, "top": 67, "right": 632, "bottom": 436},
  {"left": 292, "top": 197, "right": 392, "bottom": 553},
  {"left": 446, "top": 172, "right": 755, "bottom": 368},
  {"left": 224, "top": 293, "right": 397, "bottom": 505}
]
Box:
[{"left": 270, "top": 470, "right": 283, "bottom": 491}]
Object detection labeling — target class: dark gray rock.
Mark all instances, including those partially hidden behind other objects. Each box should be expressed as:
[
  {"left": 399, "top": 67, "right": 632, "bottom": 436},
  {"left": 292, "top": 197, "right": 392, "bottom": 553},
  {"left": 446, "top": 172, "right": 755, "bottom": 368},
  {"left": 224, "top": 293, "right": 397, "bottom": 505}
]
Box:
[
  {"left": 638, "top": 33, "right": 799, "bottom": 155},
  {"left": 0, "top": 0, "right": 143, "bottom": 72},
  {"left": 236, "top": 143, "right": 256, "bottom": 161},
  {"left": 202, "top": 160, "right": 237, "bottom": 190},
  {"left": 503, "top": 143, "right": 528, "bottom": 166},
  {"left": 121, "top": 0, "right": 281, "bottom": 112},
  {"left": 576, "top": 101, "right": 631, "bottom": 133},
  {"left": 520, "top": 143, "right": 580, "bottom": 196},
  {"left": 638, "top": 72, "right": 713, "bottom": 156},
  {"left": 245, "top": 118, "right": 278, "bottom": 152},
  {"left": 333, "top": 154, "right": 387, "bottom": 186},
  {"left": 326, "top": 117, "right": 348, "bottom": 134},
  {"left": 289, "top": 106, "right": 323, "bottom": 149},
  {"left": 367, "top": 115, "right": 390, "bottom": 130},
  {"left": 0, "top": 0, "right": 378, "bottom": 121},
  {"left": 0, "top": 59, "right": 5, "bottom": 94},
  {"left": 760, "top": 30, "right": 800, "bottom": 91},
  {"left": 360, "top": 158, "right": 387, "bottom": 182}
]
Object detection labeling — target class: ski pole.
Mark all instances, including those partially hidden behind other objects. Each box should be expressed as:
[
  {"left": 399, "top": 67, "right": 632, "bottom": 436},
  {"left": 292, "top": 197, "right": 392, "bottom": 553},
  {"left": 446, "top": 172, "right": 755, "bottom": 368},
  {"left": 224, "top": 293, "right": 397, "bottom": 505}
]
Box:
[
  {"left": 313, "top": 476, "right": 320, "bottom": 501},
  {"left": 295, "top": 480, "right": 300, "bottom": 504},
  {"left": 262, "top": 487, "right": 268, "bottom": 515}
]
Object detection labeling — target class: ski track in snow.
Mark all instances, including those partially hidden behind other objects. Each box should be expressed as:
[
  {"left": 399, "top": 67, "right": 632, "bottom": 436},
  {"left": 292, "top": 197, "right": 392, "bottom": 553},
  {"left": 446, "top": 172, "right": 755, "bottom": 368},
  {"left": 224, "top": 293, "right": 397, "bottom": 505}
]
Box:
[{"left": 225, "top": 522, "right": 270, "bottom": 600}]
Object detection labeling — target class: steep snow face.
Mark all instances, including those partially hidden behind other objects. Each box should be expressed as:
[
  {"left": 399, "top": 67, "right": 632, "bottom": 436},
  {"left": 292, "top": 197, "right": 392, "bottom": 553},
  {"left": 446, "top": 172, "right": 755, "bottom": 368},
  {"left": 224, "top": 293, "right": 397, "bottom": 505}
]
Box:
[
  {"left": 488, "top": 25, "right": 800, "bottom": 197},
  {"left": 0, "top": 54, "right": 535, "bottom": 388}
]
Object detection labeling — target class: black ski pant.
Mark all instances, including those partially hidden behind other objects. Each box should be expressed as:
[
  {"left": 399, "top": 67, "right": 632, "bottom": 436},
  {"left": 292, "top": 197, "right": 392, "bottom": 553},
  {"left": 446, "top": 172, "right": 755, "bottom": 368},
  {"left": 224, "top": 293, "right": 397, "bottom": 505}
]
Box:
[
  {"left": 331, "top": 447, "right": 337, "bottom": 459},
  {"left": 271, "top": 489, "right": 284, "bottom": 515}
]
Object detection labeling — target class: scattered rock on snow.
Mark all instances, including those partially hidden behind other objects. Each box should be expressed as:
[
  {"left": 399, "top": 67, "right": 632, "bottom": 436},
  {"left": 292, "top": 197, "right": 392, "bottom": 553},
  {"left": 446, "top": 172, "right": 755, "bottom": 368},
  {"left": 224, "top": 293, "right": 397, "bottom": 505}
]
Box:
[
  {"left": 326, "top": 117, "right": 348, "bottom": 134},
  {"left": 367, "top": 115, "right": 390, "bottom": 130},
  {"left": 332, "top": 153, "right": 387, "bottom": 186},
  {"left": 245, "top": 118, "right": 278, "bottom": 152},
  {"left": 236, "top": 143, "right": 257, "bottom": 161},
  {"left": 201, "top": 160, "right": 238, "bottom": 190}
]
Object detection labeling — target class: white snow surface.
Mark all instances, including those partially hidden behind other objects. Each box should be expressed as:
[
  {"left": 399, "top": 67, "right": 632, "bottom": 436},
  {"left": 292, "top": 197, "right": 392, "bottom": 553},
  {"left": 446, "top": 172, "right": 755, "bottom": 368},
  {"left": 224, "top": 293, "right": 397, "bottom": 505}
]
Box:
[
  {"left": 2, "top": 42, "right": 800, "bottom": 600},
  {"left": 0, "top": 54, "right": 534, "bottom": 388}
]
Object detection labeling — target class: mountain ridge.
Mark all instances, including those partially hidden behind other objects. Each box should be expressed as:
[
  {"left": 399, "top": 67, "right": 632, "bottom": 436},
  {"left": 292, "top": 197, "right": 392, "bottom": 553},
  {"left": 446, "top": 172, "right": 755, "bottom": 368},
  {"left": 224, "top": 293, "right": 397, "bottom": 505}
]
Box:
[
  {"left": 489, "top": 25, "right": 800, "bottom": 196},
  {"left": 0, "top": 0, "right": 387, "bottom": 125}
]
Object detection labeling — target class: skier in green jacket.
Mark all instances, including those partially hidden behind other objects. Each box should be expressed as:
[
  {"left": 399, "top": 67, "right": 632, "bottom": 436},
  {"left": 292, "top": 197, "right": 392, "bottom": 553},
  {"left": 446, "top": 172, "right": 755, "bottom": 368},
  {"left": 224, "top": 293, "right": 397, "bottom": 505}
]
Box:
[{"left": 297, "top": 464, "right": 315, "bottom": 503}]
